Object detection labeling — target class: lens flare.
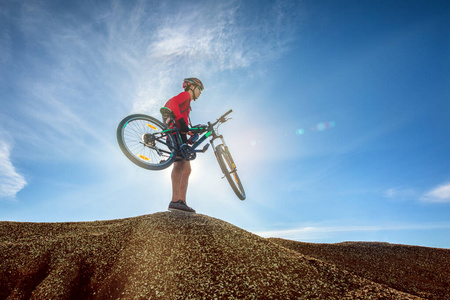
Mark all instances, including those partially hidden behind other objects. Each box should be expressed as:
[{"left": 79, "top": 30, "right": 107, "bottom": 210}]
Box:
[
  {"left": 296, "top": 129, "right": 305, "bottom": 135},
  {"left": 297, "top": 121, "right": 335, "bottom": 136},
  {"left": 312, "top": 121, "right": 335, "bottom": 132}
]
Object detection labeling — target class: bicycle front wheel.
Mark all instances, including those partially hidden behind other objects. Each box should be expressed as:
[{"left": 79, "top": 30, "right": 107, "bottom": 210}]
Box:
[
  {"left": 117, "top": 114, "right": 177, "bottom": 170},
  {"left": 215, "top": 144, "right": 246, "bottom": 200}
]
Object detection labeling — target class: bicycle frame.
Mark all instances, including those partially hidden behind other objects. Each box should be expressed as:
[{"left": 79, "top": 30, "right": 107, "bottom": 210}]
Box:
[{"left": 158, "top": 110, "right": 234, "bottom": 161}]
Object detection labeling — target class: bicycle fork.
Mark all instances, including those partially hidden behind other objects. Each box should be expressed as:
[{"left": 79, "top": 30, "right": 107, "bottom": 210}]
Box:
[{"left": 210, "top": 135, "right": 238, "bottom": 178}]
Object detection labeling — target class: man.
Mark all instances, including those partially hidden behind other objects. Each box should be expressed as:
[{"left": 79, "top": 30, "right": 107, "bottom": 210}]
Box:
[{"left": 164, "top": 78, "right": 204, "bottom": 213}]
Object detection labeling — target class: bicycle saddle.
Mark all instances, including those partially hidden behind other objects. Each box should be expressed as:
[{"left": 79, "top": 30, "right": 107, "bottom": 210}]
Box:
[{"left": 160, "top": 107, "right": 175, "bottom": 120}]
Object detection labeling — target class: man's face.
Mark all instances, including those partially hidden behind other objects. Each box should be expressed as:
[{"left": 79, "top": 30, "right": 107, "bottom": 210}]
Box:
[{"left": 193, "top": 86, "right": 202, "bottom": 98}]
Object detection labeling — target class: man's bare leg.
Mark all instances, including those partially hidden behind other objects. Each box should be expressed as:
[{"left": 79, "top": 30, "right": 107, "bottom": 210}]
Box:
[
  {"left": 179, "top": 160, "right": 191, "bottom": 202},
  {"left": 171, "top": 160, "right": 191, "bottom": 203}
]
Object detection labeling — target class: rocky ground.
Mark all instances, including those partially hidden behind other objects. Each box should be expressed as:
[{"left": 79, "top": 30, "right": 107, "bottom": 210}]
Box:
[
  {"left": 0, "top": 212, "right": 447, "bottom": 299},
  {"left": 269, "top": 238, "right": 450, "bottom": 299}
]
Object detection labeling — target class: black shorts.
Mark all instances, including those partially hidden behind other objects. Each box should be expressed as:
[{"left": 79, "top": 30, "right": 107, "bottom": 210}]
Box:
[
  {"left": 175, "top": 133, "right": 187, "bottom": 162},
  {"left": 175, "top": 156, "right": 185, "bottom": 162},
  {"left": 163, "top": 116, "right": 187, "bottom": 162}
]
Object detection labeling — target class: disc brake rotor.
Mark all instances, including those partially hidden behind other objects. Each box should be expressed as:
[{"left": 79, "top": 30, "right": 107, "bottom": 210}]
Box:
[{"left": 142, "top": 133, "right": 156, "bottom": 147}]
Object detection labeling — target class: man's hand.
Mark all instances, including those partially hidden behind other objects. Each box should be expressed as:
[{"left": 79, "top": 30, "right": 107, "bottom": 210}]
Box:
[{"left": 178, "top": 118, "right": 190, "bottom": 133}]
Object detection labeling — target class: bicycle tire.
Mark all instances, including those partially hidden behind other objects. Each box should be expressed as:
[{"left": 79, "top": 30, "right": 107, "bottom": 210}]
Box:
[
  {"left": 215, "top": 144, "right": 246, "bottom": 200},
  {"left": 117, "top": 114, "right": 177, "bottom": 170}
]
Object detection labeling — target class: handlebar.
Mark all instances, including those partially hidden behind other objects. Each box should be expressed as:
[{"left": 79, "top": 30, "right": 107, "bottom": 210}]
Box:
[{"left": 211, "top": 109, "right": 233, "bottom": 127}]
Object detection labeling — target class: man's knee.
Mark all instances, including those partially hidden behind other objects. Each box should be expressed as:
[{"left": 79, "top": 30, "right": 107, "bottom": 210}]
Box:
[
  {"left": 172, "top": 161, "right": 191, "bottom": 176},
  {"left": 173, "top": 160, "right": 185, "bottom": 171}
]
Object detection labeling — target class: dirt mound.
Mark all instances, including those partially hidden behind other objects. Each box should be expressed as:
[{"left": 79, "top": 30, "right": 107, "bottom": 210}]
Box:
[
  {"left": 1, "top": 213, "right": 422, "bottom": 299},
  {"left": 269, "top": 238, "right": 450, "bottom": 299}
]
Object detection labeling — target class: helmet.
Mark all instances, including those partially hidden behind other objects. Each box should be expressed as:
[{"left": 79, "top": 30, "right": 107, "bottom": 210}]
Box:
[{"left": 183, "top": 78, "right": 204, "bottom": 91}]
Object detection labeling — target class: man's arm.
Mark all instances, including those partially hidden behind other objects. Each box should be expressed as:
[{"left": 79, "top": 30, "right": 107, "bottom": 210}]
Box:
[
  {"left": 167, "top": 92, "right": 190, "bottom": 120},
  {"left": 167, "top": 92, "right": 191, "bottom": 133}
]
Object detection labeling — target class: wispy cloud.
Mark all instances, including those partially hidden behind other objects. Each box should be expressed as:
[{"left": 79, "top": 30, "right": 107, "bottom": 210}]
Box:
[
  {"left": 383, "top": 187, "right": 416, "bottom": 201},
  {"left": 421, "top": 182, "right": 450, "bottom": 203},
  {"left": 148, "top": 1, "right": 296, "bottom": 69},
  {"left": 128, "top": 0, "right": 299, "bottom": 113},
  {"left": 149, "top": 3, "right": 248, "bottom": 71},
  {"left": 0, "top": 140, "right": 27, "bottom": 199}
]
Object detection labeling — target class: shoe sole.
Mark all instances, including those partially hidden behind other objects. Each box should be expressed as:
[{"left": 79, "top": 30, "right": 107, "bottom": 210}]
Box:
[{"left": 168, "top": 208, "right": 196, "bottom": 214}]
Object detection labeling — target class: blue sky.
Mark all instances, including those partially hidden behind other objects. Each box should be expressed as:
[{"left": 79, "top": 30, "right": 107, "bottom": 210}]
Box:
[{"left": 1, "top": 0, "right": 449, "bottom": 248}]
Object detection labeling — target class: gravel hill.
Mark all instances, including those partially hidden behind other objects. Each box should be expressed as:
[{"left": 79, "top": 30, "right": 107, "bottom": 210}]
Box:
[{"left": 1, "top": 212, "right": 442, "bottom": 299}]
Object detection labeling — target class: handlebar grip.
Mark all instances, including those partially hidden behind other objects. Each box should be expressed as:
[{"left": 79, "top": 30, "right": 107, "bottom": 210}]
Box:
[{"left": 222, "top": 109, "right": 233, "bottom": 118}]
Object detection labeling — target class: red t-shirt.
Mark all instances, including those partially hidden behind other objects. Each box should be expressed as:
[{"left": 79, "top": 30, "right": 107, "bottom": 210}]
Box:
[{"left": 164, "top": 91, "right": 191, "bottom": 127}]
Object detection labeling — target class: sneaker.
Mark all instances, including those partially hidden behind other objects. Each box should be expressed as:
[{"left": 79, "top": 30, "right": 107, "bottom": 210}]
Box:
[{"left": 168, "top": 200, "right": 196, "bottom": 213}]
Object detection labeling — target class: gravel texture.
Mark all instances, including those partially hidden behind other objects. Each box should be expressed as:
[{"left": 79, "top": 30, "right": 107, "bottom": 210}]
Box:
[
  {"left": 269, "top": 238, "right": 450, "bottom": 299},
  {"left": 0, "top": 212, "right": 436, "bottom": 299}
]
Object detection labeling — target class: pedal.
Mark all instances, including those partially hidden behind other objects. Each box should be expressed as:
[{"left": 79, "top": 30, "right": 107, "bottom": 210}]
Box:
[{"left": 202, "top": 144, "right": 210, "bottom": 153}]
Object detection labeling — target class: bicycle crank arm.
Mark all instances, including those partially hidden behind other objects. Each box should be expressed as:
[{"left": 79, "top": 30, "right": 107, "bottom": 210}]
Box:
[{"left": 194, "top": 144, "right": 210, "bottom": 153}]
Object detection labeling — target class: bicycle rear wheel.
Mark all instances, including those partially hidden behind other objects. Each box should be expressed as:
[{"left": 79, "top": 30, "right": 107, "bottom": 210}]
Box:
[
  {"left": 117, "top": 114, "right": 177, "bottom": 170},
  {"left": 215, "top": 144, "right": 246, "bottom": 200}
]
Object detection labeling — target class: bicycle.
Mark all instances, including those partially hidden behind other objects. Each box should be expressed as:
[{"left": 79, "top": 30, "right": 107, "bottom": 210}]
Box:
[{"left": 116, "top": 109, "right": 246, "bottom": 200}]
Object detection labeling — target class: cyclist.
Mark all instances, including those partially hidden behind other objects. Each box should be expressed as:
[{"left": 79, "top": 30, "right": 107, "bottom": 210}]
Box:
[{"left": 164, "top": 78, "right": 204, "bottom": 213}]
